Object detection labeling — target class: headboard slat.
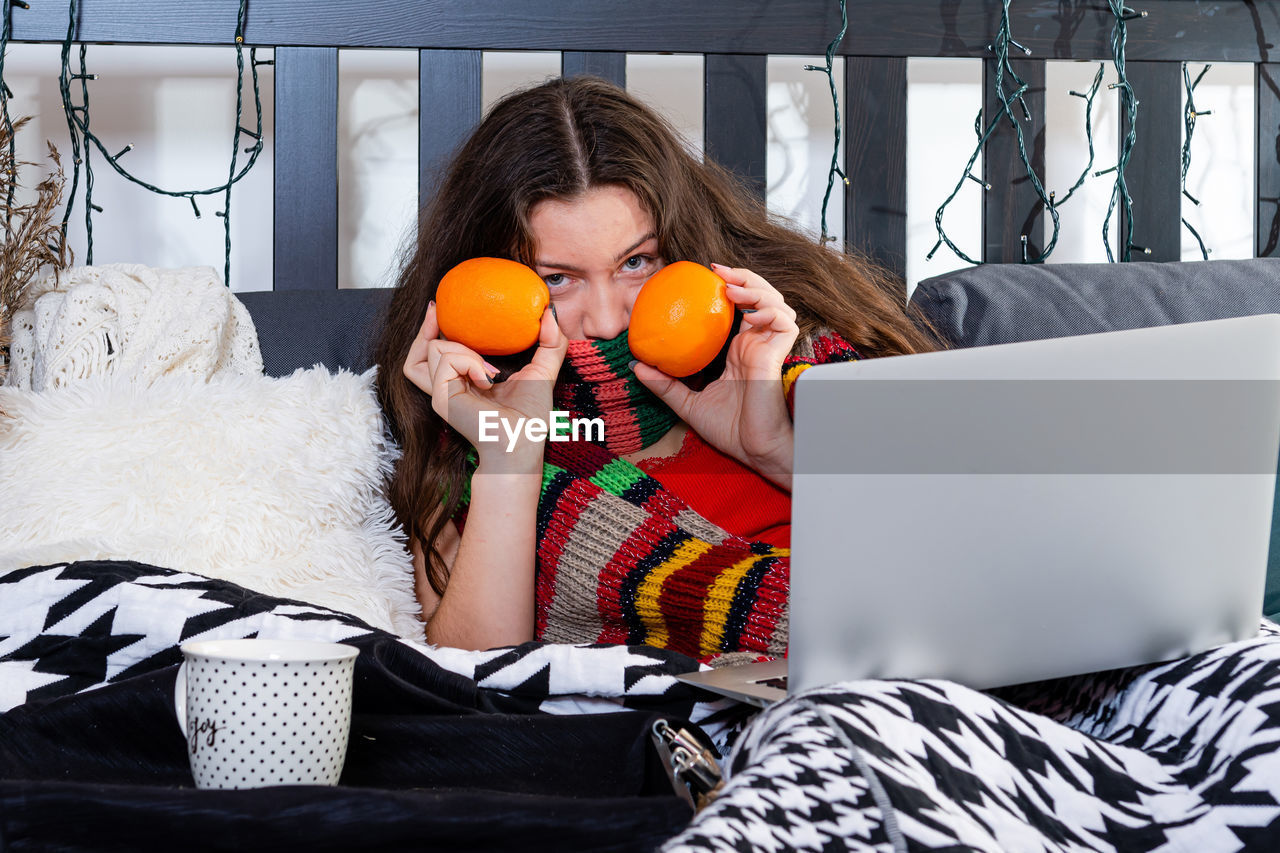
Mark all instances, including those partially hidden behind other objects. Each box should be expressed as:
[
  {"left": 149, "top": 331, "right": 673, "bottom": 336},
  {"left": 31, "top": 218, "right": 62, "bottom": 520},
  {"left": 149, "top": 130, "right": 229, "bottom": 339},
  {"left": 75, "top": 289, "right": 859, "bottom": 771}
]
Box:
[
  {"left": 982, "top": 58, "right": 1046, "bottom": 263},
  {"left": 1122, "top": 61, "right": 1182, "bottom": 262},
  {"left": 418, "top": 49, "right": 483, "bottom": 213},
  {"left": 1258, "top": 64, "right": 1280, "bottom": 259},
  {"left": 844, "top": 56, "right": 907, "bottom": 282},
  {"left": 274, "top": 46, "right": 339, "bottom": 290},
  {"left": 704, "top": 54, "right": 767, "bottom": 203},
  {"left": 562, "top": 52, "right": 626, "bottom": 88}
]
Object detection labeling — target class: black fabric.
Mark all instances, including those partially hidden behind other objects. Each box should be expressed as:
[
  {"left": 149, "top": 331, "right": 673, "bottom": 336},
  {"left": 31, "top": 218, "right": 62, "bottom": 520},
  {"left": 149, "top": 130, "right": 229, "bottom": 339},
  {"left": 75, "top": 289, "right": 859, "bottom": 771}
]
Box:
[
  {"left": 0, "top": 637, "right": 673, "bottom": 792},
  {"left": 237, "top": 288, "right": 394, "bottom": 377},
  {"left": 1, "top": 782, "right": 690, "bottom": 853},
  {"left": 911, "top": 258, "right": 1280, "bottom": 349},
  {"left": 0, "top": 650, "right": 691, "bottom": 852}
]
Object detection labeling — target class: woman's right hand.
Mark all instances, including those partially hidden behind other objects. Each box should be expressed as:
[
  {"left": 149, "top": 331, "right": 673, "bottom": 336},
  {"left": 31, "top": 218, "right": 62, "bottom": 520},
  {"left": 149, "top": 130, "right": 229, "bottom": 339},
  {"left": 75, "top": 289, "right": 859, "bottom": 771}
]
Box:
[{"left": 403, "top": 302, "right": 568, "bottom": 471}]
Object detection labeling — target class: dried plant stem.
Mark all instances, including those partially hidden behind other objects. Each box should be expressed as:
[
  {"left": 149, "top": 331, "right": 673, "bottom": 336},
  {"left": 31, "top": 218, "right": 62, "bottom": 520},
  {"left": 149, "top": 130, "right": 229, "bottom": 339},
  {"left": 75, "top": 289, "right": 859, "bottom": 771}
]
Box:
[{"left": 1, "top": 116, "right": 72, "bottom": 382}]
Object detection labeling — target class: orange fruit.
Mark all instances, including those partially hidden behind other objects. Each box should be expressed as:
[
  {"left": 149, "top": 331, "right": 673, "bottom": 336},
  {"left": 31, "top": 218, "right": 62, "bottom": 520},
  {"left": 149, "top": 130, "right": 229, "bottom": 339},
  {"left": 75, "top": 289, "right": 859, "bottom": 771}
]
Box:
[
  {"left": 435, "top": 257, "right": 550, "bottom": 356},
  {"left": 628, "top": 261, "right": 734, "bottom": 377}
]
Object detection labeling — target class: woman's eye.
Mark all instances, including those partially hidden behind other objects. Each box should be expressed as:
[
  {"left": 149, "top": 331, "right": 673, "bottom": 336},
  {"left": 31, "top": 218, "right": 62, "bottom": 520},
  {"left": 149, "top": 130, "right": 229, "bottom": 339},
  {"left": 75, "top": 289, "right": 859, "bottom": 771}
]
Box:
[
  {"left": 623, "top": 255, "right": 648, "bottom": 272},
  {"left": 544, "top": 273, "right": 566, "bottom": 287}
]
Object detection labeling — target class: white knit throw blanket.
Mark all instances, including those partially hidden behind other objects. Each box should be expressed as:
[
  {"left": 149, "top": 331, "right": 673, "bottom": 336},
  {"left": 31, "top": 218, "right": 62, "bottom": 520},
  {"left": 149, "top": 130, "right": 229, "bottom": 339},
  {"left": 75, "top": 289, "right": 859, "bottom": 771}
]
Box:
[{"left": 5, "top": 263, "right": 262, "bottom": 389}]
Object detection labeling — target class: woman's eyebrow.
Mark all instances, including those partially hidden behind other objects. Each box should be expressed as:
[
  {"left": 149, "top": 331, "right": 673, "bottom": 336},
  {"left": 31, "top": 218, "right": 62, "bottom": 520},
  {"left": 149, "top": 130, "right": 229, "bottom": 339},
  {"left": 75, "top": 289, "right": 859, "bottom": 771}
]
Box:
[
  {"left": 613, "top": 233, "right": 658, "bottom": 263},
  {"left": 534, "top": 233, "right": 657, "bottom": 272}
]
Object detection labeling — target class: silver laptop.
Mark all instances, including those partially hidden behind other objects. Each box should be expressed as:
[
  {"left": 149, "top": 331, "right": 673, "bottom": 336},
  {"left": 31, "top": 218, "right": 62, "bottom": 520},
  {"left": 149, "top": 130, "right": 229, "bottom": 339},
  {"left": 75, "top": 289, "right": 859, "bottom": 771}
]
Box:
[{"left": 679, "top": 314, "right": 1280, "bottom": 707}]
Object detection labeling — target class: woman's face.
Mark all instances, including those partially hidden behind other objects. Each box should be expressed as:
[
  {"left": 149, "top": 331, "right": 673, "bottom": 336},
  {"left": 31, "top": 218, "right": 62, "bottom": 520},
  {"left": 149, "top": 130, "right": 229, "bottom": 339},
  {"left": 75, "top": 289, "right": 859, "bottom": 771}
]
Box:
[{"left": 527, "top": 184, "right": 665, "bottom": 341}]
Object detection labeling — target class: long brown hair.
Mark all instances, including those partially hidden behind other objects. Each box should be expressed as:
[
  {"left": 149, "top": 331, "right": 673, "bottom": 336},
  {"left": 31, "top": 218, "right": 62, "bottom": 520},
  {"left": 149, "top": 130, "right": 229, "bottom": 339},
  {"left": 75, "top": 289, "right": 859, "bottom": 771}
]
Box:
[{"left": 374, "top": 75, "right": 939, "bottom": 595}]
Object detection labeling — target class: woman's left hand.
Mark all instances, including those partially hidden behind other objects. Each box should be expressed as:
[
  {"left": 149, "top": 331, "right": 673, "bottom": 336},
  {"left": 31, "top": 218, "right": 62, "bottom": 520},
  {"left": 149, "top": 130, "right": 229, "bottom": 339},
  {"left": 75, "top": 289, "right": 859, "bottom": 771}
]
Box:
[{"left": 633, "top": 264, "right": 800, "bottom": 489}]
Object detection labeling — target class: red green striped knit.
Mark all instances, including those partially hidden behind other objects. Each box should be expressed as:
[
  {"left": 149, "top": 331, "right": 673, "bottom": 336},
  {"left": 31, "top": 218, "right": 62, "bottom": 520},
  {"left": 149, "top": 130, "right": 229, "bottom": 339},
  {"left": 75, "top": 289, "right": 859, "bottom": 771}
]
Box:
[{"left": 554, "top": 330, "right": 678, "bottom": 455}]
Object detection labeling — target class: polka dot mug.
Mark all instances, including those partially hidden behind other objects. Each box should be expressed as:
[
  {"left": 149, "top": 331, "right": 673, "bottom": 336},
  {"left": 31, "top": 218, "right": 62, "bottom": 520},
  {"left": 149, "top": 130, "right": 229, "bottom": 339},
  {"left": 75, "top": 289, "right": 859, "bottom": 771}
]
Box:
[{"left": 175, "top": 638, "right": 358, "bottom": 789}]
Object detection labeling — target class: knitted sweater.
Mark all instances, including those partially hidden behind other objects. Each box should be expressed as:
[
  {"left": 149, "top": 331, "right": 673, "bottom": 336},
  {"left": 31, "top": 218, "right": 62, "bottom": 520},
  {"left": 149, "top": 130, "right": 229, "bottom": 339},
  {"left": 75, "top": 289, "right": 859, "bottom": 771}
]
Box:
[
  {"left": 637, "top": 429, "right": 791, "bottom": 549},
  {"left": 533, "top": 329, "right": 861, "bottom": 662},
  {"left": 6, "top": 263, "right": 261, "bottom": 390}
]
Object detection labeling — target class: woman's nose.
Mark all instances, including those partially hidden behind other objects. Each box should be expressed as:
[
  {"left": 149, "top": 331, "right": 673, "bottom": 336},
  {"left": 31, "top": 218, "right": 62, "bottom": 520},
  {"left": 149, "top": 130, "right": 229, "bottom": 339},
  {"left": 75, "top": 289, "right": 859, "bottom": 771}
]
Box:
[{"left": 580, "top": 283, "right": 630, "bottom": 341}]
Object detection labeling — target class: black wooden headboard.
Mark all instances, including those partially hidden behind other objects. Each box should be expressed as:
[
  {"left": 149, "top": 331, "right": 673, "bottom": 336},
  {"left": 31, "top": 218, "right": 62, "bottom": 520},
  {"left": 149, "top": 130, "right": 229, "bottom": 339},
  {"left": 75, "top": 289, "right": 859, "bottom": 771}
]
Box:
[{"left": 11, "top": 0, "right": 1280, "bottom": 372}]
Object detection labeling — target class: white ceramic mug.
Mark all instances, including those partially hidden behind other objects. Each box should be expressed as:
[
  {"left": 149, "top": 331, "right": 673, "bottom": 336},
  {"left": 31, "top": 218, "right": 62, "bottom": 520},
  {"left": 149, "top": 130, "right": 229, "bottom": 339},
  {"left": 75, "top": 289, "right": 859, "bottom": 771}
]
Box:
[{"left": 174, "top": 638, "right": 358, "bottom": 789}]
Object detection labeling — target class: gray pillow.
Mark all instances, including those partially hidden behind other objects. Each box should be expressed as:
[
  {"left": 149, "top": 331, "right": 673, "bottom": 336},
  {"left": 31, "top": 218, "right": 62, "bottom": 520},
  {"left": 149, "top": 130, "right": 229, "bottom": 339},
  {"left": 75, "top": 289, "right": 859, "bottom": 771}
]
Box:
[{"left": 912, "top": 259, "right": 1280, "bottom": 349}]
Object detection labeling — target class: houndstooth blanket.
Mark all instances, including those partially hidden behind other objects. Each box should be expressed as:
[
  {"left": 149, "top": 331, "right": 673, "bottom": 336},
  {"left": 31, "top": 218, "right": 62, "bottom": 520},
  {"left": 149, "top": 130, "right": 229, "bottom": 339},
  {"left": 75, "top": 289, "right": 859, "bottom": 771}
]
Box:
[
  {"left": 5, "top": 560, "right": 1280, "bottom": 851},
  {"left": 0, "top": 560, "right": 736, "bottom": 726},
  {"left": 665, "top": 622, "right": 1280, "bottom": 851}
]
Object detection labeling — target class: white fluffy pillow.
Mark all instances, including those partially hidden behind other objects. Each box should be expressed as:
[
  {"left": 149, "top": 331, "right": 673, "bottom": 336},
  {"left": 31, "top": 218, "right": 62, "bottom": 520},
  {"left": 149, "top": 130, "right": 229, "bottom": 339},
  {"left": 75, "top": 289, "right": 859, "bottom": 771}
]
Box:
[{"left": 0, "top": 367, "right": 423, "bottom": 640}]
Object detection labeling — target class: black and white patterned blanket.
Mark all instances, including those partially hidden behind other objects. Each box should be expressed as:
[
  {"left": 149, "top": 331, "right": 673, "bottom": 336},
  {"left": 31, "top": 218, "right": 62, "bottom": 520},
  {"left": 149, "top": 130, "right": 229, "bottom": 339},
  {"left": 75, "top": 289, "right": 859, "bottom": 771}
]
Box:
[
  {"left": 665, "top": 623, "right": 1280, "bottom": 851},
  {"left": 0, "top": 560, "right": 736, "bottom": 725},
  {"left": 5, "top": 560, "right": 1280, "bottom": 851}
]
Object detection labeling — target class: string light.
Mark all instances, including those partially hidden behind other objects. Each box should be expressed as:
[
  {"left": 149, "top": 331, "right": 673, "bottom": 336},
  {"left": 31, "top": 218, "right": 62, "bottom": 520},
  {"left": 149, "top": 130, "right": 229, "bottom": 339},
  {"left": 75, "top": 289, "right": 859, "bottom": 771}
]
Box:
[
  {"left": 1098, "top": 1, "right": 1146, "bottom": 262},
  {"left": 51, "top": 0, "right": 265, "bottom": 284},
  {"left": 1058, "top": 64, "right": 1106, "bottom": 207},
  {"left": 1181, "top": 63, "right": 1212, "bottom": 260},
  {"left": 804, "top": 0, "right": 848, "bottom": 246},
  {"left": 931, "top": 0, "right": 1104, "bottom": 265},
  {"left": 928, "top": 110, "right": 997, "bottom": 263},
  {"left": 1, "top": 0, "right": 11, "bottom": 239},
  {"left": 932, "top": 2, "right": 1142, "bottom": 266},
  {"left": 70, "top": 45, "right": 97, "bottom": 256}
]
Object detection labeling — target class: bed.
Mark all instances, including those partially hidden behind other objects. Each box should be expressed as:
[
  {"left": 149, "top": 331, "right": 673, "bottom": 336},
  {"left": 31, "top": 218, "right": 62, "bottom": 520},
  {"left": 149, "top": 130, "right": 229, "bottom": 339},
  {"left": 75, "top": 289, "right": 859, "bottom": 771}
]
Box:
[{"left": 6, "top": 1, "right": 1280, "bottom": 850}]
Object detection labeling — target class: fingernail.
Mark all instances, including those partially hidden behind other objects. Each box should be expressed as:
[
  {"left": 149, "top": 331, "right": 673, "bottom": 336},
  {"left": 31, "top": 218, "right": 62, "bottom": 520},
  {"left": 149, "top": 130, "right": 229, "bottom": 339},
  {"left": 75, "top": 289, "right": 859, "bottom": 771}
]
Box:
[
  {"left": 627, "top": 360, "right": 638, "bottom": 372},
  {"left": 740, "top": 308, "right": 758, "bottom": 314},
  {"left": 710, "top": 262, "right": 725, "bottom": 270},
  {"left": 550, "top": 304, "right": 558, "bottom": 320}
]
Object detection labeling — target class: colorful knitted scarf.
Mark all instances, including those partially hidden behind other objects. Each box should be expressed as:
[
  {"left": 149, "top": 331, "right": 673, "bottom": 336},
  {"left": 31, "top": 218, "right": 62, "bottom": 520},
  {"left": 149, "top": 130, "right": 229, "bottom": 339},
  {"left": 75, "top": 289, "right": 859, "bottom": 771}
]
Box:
[
  {"left": 534, "top": 328, "right": 862, "bottom": 662},
  {"left": 554, "top": 331, "right": 679, "bottom": 455}
]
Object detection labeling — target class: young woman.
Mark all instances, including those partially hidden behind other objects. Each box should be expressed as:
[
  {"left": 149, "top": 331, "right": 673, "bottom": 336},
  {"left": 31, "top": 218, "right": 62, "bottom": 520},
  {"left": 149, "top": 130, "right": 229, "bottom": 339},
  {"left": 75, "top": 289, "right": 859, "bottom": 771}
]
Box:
[{"left": 374, "top": 75, "right": 937, "bottom": 656}]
